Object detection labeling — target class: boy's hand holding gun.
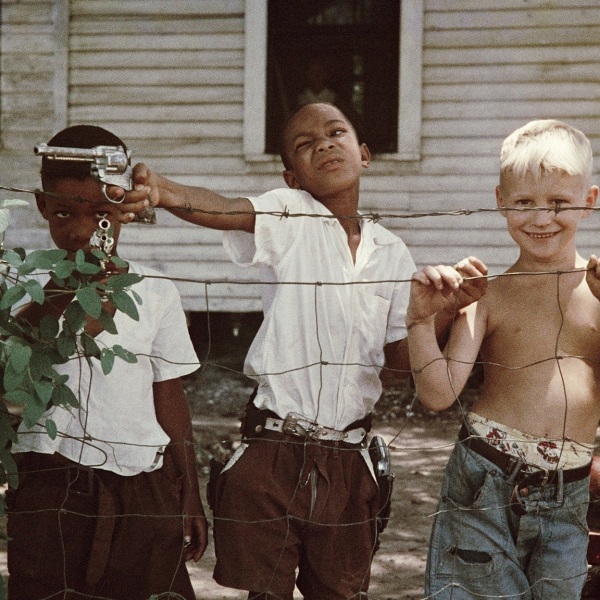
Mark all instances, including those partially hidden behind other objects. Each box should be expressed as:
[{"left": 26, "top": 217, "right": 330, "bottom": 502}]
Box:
[{"left": 34, "top": 143, "right": 156, "bottom": 224}]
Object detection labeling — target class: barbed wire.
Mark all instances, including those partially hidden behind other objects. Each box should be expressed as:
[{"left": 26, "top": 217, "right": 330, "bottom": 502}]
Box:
[{"left": 2, "top": 184, "right": 600, "bottom": 599}]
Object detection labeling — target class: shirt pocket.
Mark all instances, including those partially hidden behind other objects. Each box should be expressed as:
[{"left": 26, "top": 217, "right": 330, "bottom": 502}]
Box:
[{"left": 355, "top": 291, "right": 391, "bottom": 362}]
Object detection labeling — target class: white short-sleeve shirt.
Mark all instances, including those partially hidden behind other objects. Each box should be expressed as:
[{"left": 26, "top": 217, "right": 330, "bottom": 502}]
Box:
[
  {"left": 11, "top": 262, "right": 200, "bottom": 475},
  {"left": 223, "top": 188, "right": 415, "bottom": 430}
]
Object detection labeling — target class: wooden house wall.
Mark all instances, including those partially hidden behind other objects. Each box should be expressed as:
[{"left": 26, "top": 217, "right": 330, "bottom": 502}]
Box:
[{"left": 2, "top": 0, "right": 600, "bottom": 312}]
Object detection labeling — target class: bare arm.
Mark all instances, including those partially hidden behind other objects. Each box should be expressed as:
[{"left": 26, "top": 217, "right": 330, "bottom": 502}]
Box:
[
  {"left": 407, "top": 267, "right": 486, "bottom": 411},
  {"left": 385, "top": 257, "right": 488, "bottom": 380},
  {"left": 110, "top": 163, "right": 255, "bottom": 232},
  {"left": 153, "top": 378, "right": 208, "bottom": 562}
]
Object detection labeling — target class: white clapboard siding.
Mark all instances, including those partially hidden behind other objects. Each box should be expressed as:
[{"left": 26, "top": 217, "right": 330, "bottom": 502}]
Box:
[{"left": 3, "top": 0, "right": 600, "bottom": 312}]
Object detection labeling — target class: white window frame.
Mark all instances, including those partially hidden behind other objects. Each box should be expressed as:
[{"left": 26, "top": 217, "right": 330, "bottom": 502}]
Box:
[{"left": 243, "top": 0, "right": 424, "bottom": 163}]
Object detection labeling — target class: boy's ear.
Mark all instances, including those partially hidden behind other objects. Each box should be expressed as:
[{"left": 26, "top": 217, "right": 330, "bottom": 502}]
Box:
[
  {"left": 35, "top": 192, "right": 50, "bottom": 220},
  {"left": 360, "top": 143, "right": 371, "bottom": 168},
  {"left": 582, "top": 185, "right": 599, "bottom": 219},
  {"left": 495, "top": 186, "right": 507, "bottom": 216},
  {"left": 283, "top": 169, "right": 302, "bottom": 190}
]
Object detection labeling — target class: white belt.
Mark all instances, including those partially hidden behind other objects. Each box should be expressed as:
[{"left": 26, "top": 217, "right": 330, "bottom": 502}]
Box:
[{"left": 264, "top": 413, "right": 367, "bottom": 445}]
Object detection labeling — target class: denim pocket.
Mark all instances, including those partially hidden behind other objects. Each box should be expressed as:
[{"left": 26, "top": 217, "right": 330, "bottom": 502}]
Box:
[{"left": 443, "top": 443, "right": 495, "bottom": 509}]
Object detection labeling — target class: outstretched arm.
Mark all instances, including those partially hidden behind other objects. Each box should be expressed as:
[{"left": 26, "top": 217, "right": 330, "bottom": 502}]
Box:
[
  {"left": 154, "top": 378, "right": 208, "bottom": 562},
  {"left": 407, "top": 264, "right": 486, "bottom": 411},
  {"left": 109, "top": 163, "right": 255, "bottom": 232}
]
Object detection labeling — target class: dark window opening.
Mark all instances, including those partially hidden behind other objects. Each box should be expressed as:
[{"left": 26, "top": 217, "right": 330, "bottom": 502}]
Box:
[{"left": 266, "top": 0, "right": 400, "bottom": 155}]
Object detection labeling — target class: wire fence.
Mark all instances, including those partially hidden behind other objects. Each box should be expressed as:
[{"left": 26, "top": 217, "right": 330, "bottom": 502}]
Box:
[{"left": 1, "top": 183, "right": 600, "bottom": 600}]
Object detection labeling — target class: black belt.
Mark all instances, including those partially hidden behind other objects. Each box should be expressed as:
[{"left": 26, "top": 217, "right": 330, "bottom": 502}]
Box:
[{"left": 458, "top": 424, "right": 591, "bottom": 486}]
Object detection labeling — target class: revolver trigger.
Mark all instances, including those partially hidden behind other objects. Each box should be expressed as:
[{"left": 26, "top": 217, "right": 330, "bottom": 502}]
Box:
[{"left": 102, "top": 183, "right": 125, "bottom": 204}]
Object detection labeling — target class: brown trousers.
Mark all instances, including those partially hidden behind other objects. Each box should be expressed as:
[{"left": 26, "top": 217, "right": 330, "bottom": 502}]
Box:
[
  {"left": 6, "top": 452, "right": 195, "bottom": 600},
  {"left": 213, "top": 432, "right": 379, "bottom": 600}
]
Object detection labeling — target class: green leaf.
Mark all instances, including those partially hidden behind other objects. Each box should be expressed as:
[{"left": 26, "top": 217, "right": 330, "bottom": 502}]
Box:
[
  {"left": 106, "top": 273, "right": 144, "bottom": 289},
  {"left": 3, "top": 363, "right": 25, "bottom": 392},
  {"left": 52, "top": 383, "right": 79, "bottom": 408},
  {"left": 97, "top": 308, "right": 118, "bottom": 335},
  {"left": 75, "top": 249, "right": 86, "bottom": 266},
  {"left": 23, "top": 279, "right": 45, "bottom": 304},
  {"left": 110, "top": 290, "right": 139, "bottom": 321},
  {"left": 76, "top": 287, "right": 102, "bottom": 319},
  {"left": 0, "top": 285, "right": 26, "bottom": 310},
  {"left": 0, "top": 410, "right": 18, "bottom": 446},
  {"left": 24, "top": 249, "right": 66, "bottom": 270},
  {"left": 4, "top": 389, "right": 35, "bottom": 407},
  {"left": 81, "top": 333, "right": 100, "bottom": 358},
  {"left": 76, "top": 262, "right": 102, "bottom": 276},
  {"left": 21, "top": 395, "right": 47, "bottom": 429},
  {"left": 34, "top": 380, "right": 54, "bottom": 406},
  {"left": 100, "top": 348, "right": 115, "bottom": 374},
  {"left": 112, "top": 344, "right": 138, "bottom": 364},
  {"left": 6, "top": 339, "right": 32, "bottom": 373},
  {"left": 1, "top": 249, "right": 24, "bottom": 267},
  {"left": 64, "top": 301, "right": 86, "bottom": 333},
  {"left": 0, "top": 447, "right": 19, "bottom": 489},
  {"left": 30, "top": 347, "right": 67, "bottom": 379},
  {"left": 110, "top": 256, "right": 128, "bottom": 268},
  {"left": 39, "top": 315, "right": 60, "bottom": 340},
  {"left": 52, "top": 259, "right": 76, "bottom": 279},
  {"left": 45, "top": 419, "right": 58, "bottom": 440},
  {"left": 56, "top": 329, "right": 77, "bottom": 358}
]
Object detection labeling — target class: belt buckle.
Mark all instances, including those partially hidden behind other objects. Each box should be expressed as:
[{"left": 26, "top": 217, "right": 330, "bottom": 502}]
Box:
[
  {"left": 282, "top": 413, "right": 319, "bottom": 439},
  {"left": 537, "top": 467, "right": 550, "bottom": 487}
]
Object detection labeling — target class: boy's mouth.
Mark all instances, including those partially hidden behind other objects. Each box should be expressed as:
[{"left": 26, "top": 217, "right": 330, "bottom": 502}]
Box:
[
  {"left": 526, "top": 231, "right": 558, "bottom": 239},
  {"left": 318, "top": 156, "right": 343, "bottom": 170}
]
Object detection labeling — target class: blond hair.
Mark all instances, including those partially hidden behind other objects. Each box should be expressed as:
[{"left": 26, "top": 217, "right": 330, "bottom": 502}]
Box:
[{"left": 499, "top": 119, "right": 593, "bottom": 184}]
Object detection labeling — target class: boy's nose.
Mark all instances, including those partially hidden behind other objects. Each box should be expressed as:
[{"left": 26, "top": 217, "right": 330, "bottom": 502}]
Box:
[
  {"left": 316, "top": 137, "right": 334, "bottom": 151},
  {"left": 69, "top": 224, "right": 95, "bottom": 246},
  {"left": 531, "top": 207, "right": 553, "bottom": 226}
]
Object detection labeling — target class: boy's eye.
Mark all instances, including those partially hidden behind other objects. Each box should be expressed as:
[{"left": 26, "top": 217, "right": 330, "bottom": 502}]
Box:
[
  {"left": 550, "top": 199, "right": 566, "bottom": 209},
  {"left": 515, "top": 199, "right": 531, "bottom": 207},
  {"left": 54, "top": 210, "right": 70, "bottom": 218},
  {"left": 295, "top": 140, "right": 310, "bottom": 152},
  {"left": 331, "top": 128, "right": 345, "bottom": 137},
  {"left": 95, "top": 211, "right": 110, "bottom": 219}
]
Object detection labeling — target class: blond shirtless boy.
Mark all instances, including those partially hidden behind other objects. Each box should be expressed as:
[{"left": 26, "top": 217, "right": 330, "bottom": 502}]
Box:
[{"left": 407, "top": 119, "right": 600, "bottom": 599}]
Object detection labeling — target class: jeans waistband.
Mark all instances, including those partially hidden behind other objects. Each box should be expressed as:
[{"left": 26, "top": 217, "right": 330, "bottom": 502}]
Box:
[{"left": 458, "top": 423, "right": 591, "bottom": 486}]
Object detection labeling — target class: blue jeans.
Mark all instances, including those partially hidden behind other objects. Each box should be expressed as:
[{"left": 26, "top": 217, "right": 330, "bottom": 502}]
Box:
[{"left": 425, "top": 440, "right": 590, "bottom": 599}]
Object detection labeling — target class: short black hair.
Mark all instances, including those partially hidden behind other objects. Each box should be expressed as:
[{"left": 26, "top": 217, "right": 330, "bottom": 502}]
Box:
[{"left": 41, "top": 124, "right": 127, "bottom": 185}]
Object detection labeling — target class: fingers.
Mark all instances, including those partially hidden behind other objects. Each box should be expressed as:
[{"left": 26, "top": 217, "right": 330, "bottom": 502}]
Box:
[
  {"left": 454, "top": 256, "right": 488, "bottom": 279},
  {"left": 586, "top": 254, "right": 600, "bottom": 281},
  {"left": 114, "top": 199, "right": 152, "bottom": 223},
  {"left": 183, "top": 517, "right": 209, "bottom": 562},
  {"left": 422, "top": 264, "right": 463, "bottom": 292}
]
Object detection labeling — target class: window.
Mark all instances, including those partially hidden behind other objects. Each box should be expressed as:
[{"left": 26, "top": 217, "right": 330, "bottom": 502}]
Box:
[
  {"left": 266, "top": 0, "right": 399, "bottom": 154},
  {"left": 244, "top": 0, "right": 423, "bottom": 162}
]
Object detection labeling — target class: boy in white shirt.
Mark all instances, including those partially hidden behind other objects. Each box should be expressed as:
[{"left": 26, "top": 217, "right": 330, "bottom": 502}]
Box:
[
  {"left": 7, "top": 125, "right": 207, "bottom": 600},
  {"left": 113, "top": 102, "right": 486, "bottom": 599}
]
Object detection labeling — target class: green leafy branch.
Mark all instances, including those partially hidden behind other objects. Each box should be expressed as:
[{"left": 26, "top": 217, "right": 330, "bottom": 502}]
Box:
[
  {"left": 0, "top": 230, "right": 143, "bottom": 496},
  {"left": 0, "top": 199, "right": 147, "bottom": 599},
  {"left": 1, "top": 247, "right": 143, "bottom": 437}
]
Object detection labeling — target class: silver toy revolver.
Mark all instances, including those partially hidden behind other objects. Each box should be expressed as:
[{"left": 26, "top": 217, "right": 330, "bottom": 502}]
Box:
[{"left": 34, "top": 143, "right": 156, "bottom": 224}]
